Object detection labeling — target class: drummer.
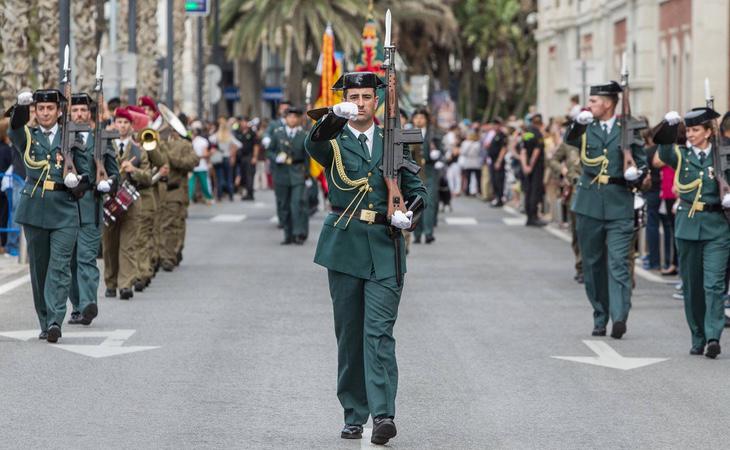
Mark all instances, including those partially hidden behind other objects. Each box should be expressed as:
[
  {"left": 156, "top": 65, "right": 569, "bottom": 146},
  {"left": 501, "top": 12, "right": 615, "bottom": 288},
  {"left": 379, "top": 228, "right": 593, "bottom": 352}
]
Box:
[{"left": 102, "top": 107, "right": 152, "bottom": 301}]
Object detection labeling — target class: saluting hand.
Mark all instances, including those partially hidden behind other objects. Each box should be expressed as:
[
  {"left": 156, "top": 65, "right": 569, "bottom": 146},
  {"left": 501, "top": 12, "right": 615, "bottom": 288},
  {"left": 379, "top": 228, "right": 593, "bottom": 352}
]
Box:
[
  {"left": 333, "top": 102, "right": 359, "bottom": 120},
  {"left": 17, "top": 91, "right": 33, "bottom": 106},
  {"left": 576, "top": 110, "right": 594, "bottom": 125},
  {"left": 664, "top": 111, "right": 681, "bottom": 126}
]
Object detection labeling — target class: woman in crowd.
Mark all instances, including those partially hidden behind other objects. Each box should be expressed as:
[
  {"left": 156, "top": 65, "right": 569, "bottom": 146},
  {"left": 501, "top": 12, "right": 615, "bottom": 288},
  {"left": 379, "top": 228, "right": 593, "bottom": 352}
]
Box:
[
  {"left": 209, "top": 117, "right": 242, "bottom": 201},
  {"left": 459, "top": 130, "right": 482, "bottom": 196}
]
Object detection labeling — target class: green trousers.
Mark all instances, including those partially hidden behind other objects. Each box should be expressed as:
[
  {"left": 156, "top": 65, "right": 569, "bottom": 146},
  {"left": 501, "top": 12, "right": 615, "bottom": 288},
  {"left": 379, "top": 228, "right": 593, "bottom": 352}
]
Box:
[
  {"left": 676, "top": 236, "right": 730, "bottom": 348},
  {"left": 70, "top": 222, "right": 102, "bottom": 313},
  {"left": 575, "top": 214, "right": 633, "bottom": 328},
  {"left": 274, "top": 183, "right": 307, "bottom": 240},
  {"left": 414, "top": 173, "right": 439, "bottom": 239},
  {"left": 24, "top": 225, "right": 78, "bottom": 331},
  {"left": 328, "top": 269, "right": 402, "bottom": 425}
]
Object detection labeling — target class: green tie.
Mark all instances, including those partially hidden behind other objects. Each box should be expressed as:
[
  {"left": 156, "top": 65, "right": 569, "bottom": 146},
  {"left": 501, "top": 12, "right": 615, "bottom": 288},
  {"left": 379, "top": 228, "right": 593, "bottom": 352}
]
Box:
[{"left": 358, "top": 133, "right": 368, "bottom": 156}]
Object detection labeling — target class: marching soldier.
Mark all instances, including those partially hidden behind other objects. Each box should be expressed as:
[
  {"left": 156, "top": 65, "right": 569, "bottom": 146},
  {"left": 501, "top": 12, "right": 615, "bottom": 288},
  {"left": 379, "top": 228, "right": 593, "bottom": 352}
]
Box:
[
  {"left": 9, "top": 89, "right": 91, "bottom": 342},
  {"left": 68, "top": 93, "right": 119, "bottom": 325},
  {"left": 268, "top": 107, "right": 309, "bottom": 245},
  {"left": 103, "top": 107, "right": 152, "bottom": 300},
  {"left": 656, "top": 108, "right": 730, "bottom": 358},
  {"left": 411, "top": 108, "right": 443, "bottom": 244},
  {"left": 305, "top": 72, "right": 427, "bottom": 445},
  {"left": 564, "top": 81, "right": 647, "bottom": 339}
]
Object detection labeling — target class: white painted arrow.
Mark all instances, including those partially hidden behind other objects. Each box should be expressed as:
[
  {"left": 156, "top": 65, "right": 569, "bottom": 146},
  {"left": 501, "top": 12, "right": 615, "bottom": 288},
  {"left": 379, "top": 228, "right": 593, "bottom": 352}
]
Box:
[
  {"left": 53, "top": 344, "right": 159, "bottom": 358},
  {"left": 552, "top": 340, "right": 668, "bottom": 371},
  {"left": 0, "top": 329, "right": 159, "bottom": 358}
]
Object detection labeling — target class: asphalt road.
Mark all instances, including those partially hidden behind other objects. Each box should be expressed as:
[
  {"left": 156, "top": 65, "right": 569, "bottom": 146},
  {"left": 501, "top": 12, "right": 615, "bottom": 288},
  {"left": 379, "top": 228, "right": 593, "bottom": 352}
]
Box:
[{"left": 0, "top": 190, "right": 728, "bottom": 449}]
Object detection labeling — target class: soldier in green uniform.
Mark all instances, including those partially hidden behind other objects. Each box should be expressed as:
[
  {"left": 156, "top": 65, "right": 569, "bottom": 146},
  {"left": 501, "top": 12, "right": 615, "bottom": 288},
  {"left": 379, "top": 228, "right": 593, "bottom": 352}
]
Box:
[
  {"left": 9, "top": 89, "right": 91, "bottom": 342},
  {"left": 548, "top": 130, "right": 583, "bottom": 283},
  {"left": 656, "top": 108, "right": 730, "bottom": 358},
  {"left": 67, "top": 93, "right": 119, "bottom": 326},
  {"left": 411, "top": 108, "right": 443, "bottom": 244},
  {"left": 268, "top": 107, "right": 309, "bottom": 245},
  {"left": 305, "top": 72, "right": 427, "bottom": 445},
  {"left": 564, "top": 82, "right": 647, "bottom": 339}
]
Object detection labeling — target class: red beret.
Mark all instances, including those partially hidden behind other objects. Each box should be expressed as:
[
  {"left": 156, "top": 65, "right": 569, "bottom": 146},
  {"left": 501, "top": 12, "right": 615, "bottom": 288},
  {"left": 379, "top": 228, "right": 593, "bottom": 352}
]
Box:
[
  {"left": 127, "top": 105, "right": 146, "bottom": 115},
  {"left": 138, "top": 96, "right": 158, "bottom": 113},
  {"left": 114, "top": 107, "right": 134, "bottom": 122}
]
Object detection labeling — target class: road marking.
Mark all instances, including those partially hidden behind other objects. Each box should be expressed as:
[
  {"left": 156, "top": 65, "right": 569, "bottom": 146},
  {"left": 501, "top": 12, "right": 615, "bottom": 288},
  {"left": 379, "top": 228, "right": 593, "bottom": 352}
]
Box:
[
  {"left": 502, "top": 217, "right": 524, "bottom": 226},
  {"left": 0, "top": 329, "right": 159, "bottom": 358},
  {"left": 253, "top": 202, "right": 268, "bottom": 208},
  {"left": 552, "top": 340, "right": 668, "bottom": 370},
  {"left": 544, "top": 225, "right": 571, "bottom": 242},
  {"left": 211, "top": 214, "right": 247, "bottom": 223},
  {"left": 361, "top": 427, "right": 373, "bottom": 448},
  {"left": 502, "top": 205, "right": 520, "bottom": 216},
  {"left": 445, "top": 217, "right": 478, "bottom": 225},
  {"left": 0, "top": 274, "right": 31, "bottom": 296}
]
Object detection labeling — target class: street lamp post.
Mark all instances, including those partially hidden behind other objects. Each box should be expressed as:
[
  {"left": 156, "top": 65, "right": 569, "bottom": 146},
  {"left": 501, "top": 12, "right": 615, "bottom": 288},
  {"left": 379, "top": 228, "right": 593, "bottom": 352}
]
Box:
[
  {"left": 128, "top": 0, "right": 137, "bottom": 105},
  {"left": 166, "top": 0, "right": 174, "bottom": 107}
]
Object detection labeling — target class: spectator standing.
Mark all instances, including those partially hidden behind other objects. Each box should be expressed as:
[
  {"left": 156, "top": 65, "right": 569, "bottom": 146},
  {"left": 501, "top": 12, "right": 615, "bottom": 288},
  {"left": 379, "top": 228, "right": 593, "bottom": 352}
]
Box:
[
  {"left": 209, "top": 117, "right": 242, "bottom": 201},
  {"left": 189, "top": 122, "right": 214, "bottom": 204},
  {"left": 459, "top": 131, "right": 482, "bottom": 196},
  {"left": 643, "top": 130, "right": 662, "bottom": 270},
  {"left": 487, "top": 119, "right": 508, "bottom": 207},
  {"left": 520, "top": 114, "right": 546, "bottom": 226},
  {"left": 233, "top": 117, "right": 260, "bottom": 200}
]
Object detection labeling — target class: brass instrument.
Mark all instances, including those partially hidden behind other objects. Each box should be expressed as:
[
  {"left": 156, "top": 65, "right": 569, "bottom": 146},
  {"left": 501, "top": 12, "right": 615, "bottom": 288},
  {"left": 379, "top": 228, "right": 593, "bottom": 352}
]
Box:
[{"left": 138, "top": 128, "right": 160, "bottom": 151}]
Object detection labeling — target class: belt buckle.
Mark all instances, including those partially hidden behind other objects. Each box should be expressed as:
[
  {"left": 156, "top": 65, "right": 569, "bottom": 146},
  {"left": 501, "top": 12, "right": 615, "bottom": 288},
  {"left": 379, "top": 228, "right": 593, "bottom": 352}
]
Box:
[
  {"left": 695, "top": 201, "right": 705, "bottom": 211},
  {"left": 598, "top": 175, "right": 609, "bottom": 185},
  {"left": 43, "top": 180, "right": 55, "bottom": 191},
  {"left": 359, "top": 209, "right": 377, "bottom": 224},
  {"left": 286, "top": 156, "right": 293, "bottom": 165}
]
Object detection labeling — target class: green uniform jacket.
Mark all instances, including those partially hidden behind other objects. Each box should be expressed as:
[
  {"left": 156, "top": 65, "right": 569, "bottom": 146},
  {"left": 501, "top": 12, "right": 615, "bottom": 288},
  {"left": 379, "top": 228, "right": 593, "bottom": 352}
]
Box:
[
  {"left": 268, "top": 127, "right": 308, "bottom": 187},
  {"left": 305, "top": 121, "right": 428, "bottom": 280},
  {"left": 658, "top": 144, "right": 730, "bottom": 240},
  {"left": 163, "top": 138, "right": 199, "bottom": 204},
  {"left": 76, "top": 132, "right": 120, "bottom": 225},
  {"left": 566, "top": 120, "right": 647, "bottom": 220},
  {"left": 9, "top": 124, "right": 91, "bottom": 229}
]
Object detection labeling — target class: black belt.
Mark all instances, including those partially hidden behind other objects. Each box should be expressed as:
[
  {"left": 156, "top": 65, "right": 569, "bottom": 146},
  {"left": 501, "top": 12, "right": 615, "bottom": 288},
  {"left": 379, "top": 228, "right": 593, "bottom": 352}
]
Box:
[
  {"left": 682, "top": 200, "right": 724, "bottom": 213},
  {"left": 606, "top": 177, "right": 627, "bottom": 186},
  {"left": 330, "top": 207, "right": 388, "bottom": 225}
]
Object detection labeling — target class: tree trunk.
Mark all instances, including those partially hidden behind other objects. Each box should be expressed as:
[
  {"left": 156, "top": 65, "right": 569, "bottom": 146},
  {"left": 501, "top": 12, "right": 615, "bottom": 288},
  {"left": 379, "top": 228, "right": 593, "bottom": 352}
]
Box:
[
  {"left": 36, "top": 0, "right": 59, "bottom": 87},
  {"left": 137, "top": 0, "right": 162, "bottom": 99},
  {"left": 173, "top": 0, "right": 186, "bottom": 110},
  {"left": 73, "top": 0, "right": 97, "bottom": 93},
  {"left": 0, "top": 0, "right": 32, "bottom": 105},
  {"left": 237, "top": 51, "right": 262, "bottom": 117},
  {"left": 285, "top": 40, "right": 303, "bottom": 106}
]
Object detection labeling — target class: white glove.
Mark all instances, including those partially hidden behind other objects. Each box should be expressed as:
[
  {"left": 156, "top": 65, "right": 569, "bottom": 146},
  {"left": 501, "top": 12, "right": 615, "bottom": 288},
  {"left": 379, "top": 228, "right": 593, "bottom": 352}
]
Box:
[
  {"left": 624, "top": 166, "right": 643, "bottom": 181},
  {"left": 434, "top": 161, "right": 445, "bottom": 170},
  {"left": 17, "top": 91, "right": 33, "bottom": 106},
  {"left": 97, "top": 179, "right": 111, "bottom": 193},
  {"left": 275, "top": 152, "right": 287, "bottom": 164},
  {"left": 722, "top": 193, "right": 730, "bottom": 209},
  {"left": 390, "top": 210, "right": 413, "bottom": 230},
  {"left": 576, "top": 110, "right": 594, "bottom": 125},
  {"left": 1, "top": 176, "right": 11, "bottom": 192},
  {"left": 429, "top": 150, "right": 441, "bottom": 160},
  {"left": 332, "top": 102, "right": 359, "bottom": 120},
  {"left": 664, "top": 111, "right": 681, "bottom": 126},
  {"left": 305, "top": 178, "right": 313, "bottom": 188},
  {"left": 261, "top": 136, "right": 271, "bottom": 149},
  {"left": 64, "top": 173, "right": 80, "bottom": 188}
]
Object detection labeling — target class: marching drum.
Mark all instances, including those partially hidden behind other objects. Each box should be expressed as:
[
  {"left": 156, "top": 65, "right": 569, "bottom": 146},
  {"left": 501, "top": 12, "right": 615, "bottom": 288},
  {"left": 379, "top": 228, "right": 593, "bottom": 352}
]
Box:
[{"left": 103, "top": 180, "right": 140, "bottom": 225}]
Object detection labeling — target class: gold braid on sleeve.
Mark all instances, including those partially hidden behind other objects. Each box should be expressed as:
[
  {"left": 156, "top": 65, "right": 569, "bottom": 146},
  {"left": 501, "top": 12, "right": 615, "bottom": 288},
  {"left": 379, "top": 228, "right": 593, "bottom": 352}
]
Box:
[
  {"left": 22, "top": 126, "right": 51, "bottom": 197},
  {"left": 329, "top": 139, "right": 370, "bottom": 228},
  {"left": 673, "top": 145, "right": 703, "bottom": 218}
]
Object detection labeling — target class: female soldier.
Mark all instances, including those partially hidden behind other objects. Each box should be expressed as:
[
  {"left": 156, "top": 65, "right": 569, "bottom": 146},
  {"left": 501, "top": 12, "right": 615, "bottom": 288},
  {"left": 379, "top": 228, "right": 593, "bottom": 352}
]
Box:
[{"left": 656, "top": 107, "right": 730, "bottom": 358}]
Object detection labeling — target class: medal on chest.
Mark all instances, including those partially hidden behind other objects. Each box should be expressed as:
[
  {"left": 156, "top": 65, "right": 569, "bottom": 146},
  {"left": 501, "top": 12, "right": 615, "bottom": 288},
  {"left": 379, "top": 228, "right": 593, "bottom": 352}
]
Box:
[{"left": 55, "top": 152, "right": 63, "bottom": 170}]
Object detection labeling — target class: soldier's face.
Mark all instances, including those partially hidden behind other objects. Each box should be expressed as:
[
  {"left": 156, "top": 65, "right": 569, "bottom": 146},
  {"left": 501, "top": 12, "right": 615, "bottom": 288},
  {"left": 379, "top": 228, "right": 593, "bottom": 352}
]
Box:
[
  {"left": 285, "top": 113, "right": 300, "bottom": 128},
  {"left": 587, "top": 96, "right": 615, "bottom": 120},
  {"left": 115, "top": 118, "right": 132, "bottom": 137},
  {"left": 686, "top": 125, "right": 712, "bottom": 147},
  {"left": 345, "top": 88, "right": 378, "bottom": 124},
  {"left": 70, "top": 105, "right": 90, "bottom": 123},
  {"left": 412, "top": 113, "right": 428, "bottom": 129},
  {"left": 35, "top": 102, "right": 60, "bottom": 128}
]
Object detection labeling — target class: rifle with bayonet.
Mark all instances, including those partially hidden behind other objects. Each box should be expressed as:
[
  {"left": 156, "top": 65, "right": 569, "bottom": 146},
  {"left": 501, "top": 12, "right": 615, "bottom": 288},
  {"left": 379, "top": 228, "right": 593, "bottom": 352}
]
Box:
[
  {"left": 93, "top": 53, "right": 119, "bottom": 189},
  {"left": 59, "top": 44, "right": 90, "bottom": 184},
  {"left": 382, "top": 9, "right": 423, "bottom": 286},
  {"left": 618, "top": 52, "right": 647, "bottom": 185},
  {"left": 704, "top": 78, "right": 730, "bottom": 224}
]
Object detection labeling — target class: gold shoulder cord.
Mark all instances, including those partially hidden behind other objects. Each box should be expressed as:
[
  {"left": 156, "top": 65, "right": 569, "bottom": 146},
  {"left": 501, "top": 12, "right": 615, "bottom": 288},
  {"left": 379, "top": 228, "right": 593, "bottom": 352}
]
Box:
[
  {"left": 672, "top": 144, "right": 703, "bottom": 218},
  {"left": 329, "top": 139, "right": 371, "bottom": 227},
  {"left": 22, "top": 126, "right": 51, "bottom": 197},
  {"left": 580, "top": 133, "right": 609, "bottom": 184}
]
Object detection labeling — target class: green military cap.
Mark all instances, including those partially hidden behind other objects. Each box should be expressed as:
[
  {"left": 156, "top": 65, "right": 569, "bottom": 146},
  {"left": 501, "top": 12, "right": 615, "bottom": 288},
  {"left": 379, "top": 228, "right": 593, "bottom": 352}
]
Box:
[
  {"left": 332, "top": 71, "right": 385, "bottom": 91},
  {"left": 589, "top": 81, "right": 622, "bottom": 96},
  {"left": 33, "top": 89, "right": 66, "bottom": 104},
  {"left": 285, "top": 106, "right": 303, "bottom": 115},
  {"left": 684, "top": 107, "right": 720, "bottom": 127},
  {"left": 71, "top": 92, "right": 94, "bottom": 106}
]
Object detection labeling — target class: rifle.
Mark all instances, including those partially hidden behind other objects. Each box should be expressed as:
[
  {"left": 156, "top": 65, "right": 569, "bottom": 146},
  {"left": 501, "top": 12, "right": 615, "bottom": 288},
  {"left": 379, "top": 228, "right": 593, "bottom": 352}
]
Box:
[
  {"left": 381, "top": 9, "right": 422, "bottom": 287},
  {"left": 704, "top": 78, "right": 730, "bottom": 223},
  {"left": 618, "top": 52, "right": 647, "bottom": 179},
  {"left": 93, "top": 53, "right": 119, "bottom": 186},
  {"left": 59, "top": 45, "right": 89, "bottom": 180}
]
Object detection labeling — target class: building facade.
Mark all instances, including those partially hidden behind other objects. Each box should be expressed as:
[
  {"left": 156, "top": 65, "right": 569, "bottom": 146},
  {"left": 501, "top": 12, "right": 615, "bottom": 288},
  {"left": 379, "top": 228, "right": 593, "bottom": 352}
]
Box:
[{"left": 536, "top": 0, "right": 729, "bottom": 123}]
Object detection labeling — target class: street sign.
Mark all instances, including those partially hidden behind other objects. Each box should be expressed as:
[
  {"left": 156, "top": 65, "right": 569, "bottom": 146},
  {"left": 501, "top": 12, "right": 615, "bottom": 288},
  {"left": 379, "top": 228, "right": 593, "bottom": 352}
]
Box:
[
  {"left": 262, "top": 87, "right": 283, "bottom": 101},
  {"left": 224, "top": 86, "right": 241, "bottom": 101},
  {"left": 185, "top": 0, "right": 209, "bottom": 15}
]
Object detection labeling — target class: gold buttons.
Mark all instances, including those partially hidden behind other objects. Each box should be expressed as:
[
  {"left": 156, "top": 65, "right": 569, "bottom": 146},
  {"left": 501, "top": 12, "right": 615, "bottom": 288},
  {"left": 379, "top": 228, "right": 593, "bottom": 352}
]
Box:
[
  {"left": 368, "top": 203, "right": 374, "bottom": 209},
  {"left": 368, "top": 187, "right": 373, "bottom": 192},
  {"left": 367, "top": 172, "right": 372, "bottom": 177}
]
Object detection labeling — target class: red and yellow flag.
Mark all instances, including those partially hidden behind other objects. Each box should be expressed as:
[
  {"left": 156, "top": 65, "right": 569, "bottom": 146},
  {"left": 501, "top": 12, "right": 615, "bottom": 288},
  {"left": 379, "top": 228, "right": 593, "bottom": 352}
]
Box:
[{"left": 311, "top": 24, "right": 342, "bottom": 181}]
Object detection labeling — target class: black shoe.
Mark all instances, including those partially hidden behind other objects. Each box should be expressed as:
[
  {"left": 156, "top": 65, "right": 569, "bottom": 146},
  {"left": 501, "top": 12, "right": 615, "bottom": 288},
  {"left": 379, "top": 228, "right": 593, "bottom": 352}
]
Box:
[
  {"left": 38, "top": 331, "right": 48, "bottom": 340},
  {"left": 690, "top": 346, "right": 705, "bottom": 355},
  {"left": 425, "top": 235, "right": 435, "bottom": 244},
  {"left": 592, "top": 327, "right": 606, "bottom": 337},
  {"left": 526, "top": 219, "right": 547, "bottom": 227},
  {"left": 574, "top": 273, "right": 584, "bottom": 284},
  {"left": 134, "top": 280, "right": 146, "bottom": 292},
  {"left": 413, "top": 236, "right": 422, "bottom": 244},
  {"left": 706, "top": 340, "right": 721, "bottom": 359},
  {"left": 161, "top": 261, "right": 175, "bottom": 272},
  {"left": 145, "top": 277, "right": 151, "bottom": 287},
  {"left": 80, "top": 303, "right": 98, "bottom": 326},
  {"left": 491, "top": 201, "right": 504, "bottom": 208},
  {"left": 611, "top": 321, "right": 627, "bottom": 339},
  {"left": 119, "top": 288, "right": 134, "bottom": 300},
  {"left": 68, "top": 311, "right": 83, "bottom": 325},
  {"left": 105, "top": 288, "right": 117, "bottom": 298},
  {"left": 293, "top": 236, "right": 305, "bottom": 245},
  {"left": 371, "top": 417, "right": 397, "bottom": 445},
  {"left": 280, "top": 238, "right": 293, "bottom": 245},
  {"left": 340, "top": 424, "right": 363, "bottom": 440},
  {"left": 47, "top": 324, "right": 61, "bottom": 343}
]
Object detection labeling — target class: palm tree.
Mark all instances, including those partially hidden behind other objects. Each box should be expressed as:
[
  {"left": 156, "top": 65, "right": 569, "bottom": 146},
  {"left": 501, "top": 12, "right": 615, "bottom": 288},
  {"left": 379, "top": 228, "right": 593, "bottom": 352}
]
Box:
[
  {"left": 0, "top": 0, "right": 32, "bottom": 105},
  {"left": 173, "top": 0, "right": 186, "bottom": 110},
  {"left": 137, "top": 0, "right": 162, "bottom": 98},
  {"left": 73, "top": 0, "right": 97, "bottom": 93},
  {"left": 35, "top": 0, "right": 60, "bottom": 88}
]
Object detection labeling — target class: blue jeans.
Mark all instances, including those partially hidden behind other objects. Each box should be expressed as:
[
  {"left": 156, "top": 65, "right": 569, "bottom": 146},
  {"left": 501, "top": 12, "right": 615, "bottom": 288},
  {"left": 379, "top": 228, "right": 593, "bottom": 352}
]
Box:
[
  {"left": 644, "top": 190, "right": 661, "bottom": 269},
  {"left": 5, "top": 177, "right": 23, "bottom": 256},
  {"left": 214, "top": 157, "right": 233, "bottom": 200}
]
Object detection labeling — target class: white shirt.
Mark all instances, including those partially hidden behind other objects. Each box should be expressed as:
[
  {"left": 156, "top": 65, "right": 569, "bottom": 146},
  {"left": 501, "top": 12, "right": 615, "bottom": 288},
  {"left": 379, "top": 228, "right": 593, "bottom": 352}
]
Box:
[
  {"left": 347, "top": 123, "right": 375, "bottom": 156},
  {"left": 114, "top": 137, "right": 132, "bottom": 155},
  {"left": 80, "top": 132, "right": 89, "bottom": 145},
  {"left": 192, "top": 135, "right": 210, "bottom": 172},
  {"left": 599, "top": 116, "right": 617, "bottom": 134},
  {"left": 40, "top": 123, "right": 59, "bottom": 143},
  {"left": 693, "top": 143, "right": 712, "bottom": 162},
  {"left": 285, "top": 126, "right": 301, "bottom": 139}
]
